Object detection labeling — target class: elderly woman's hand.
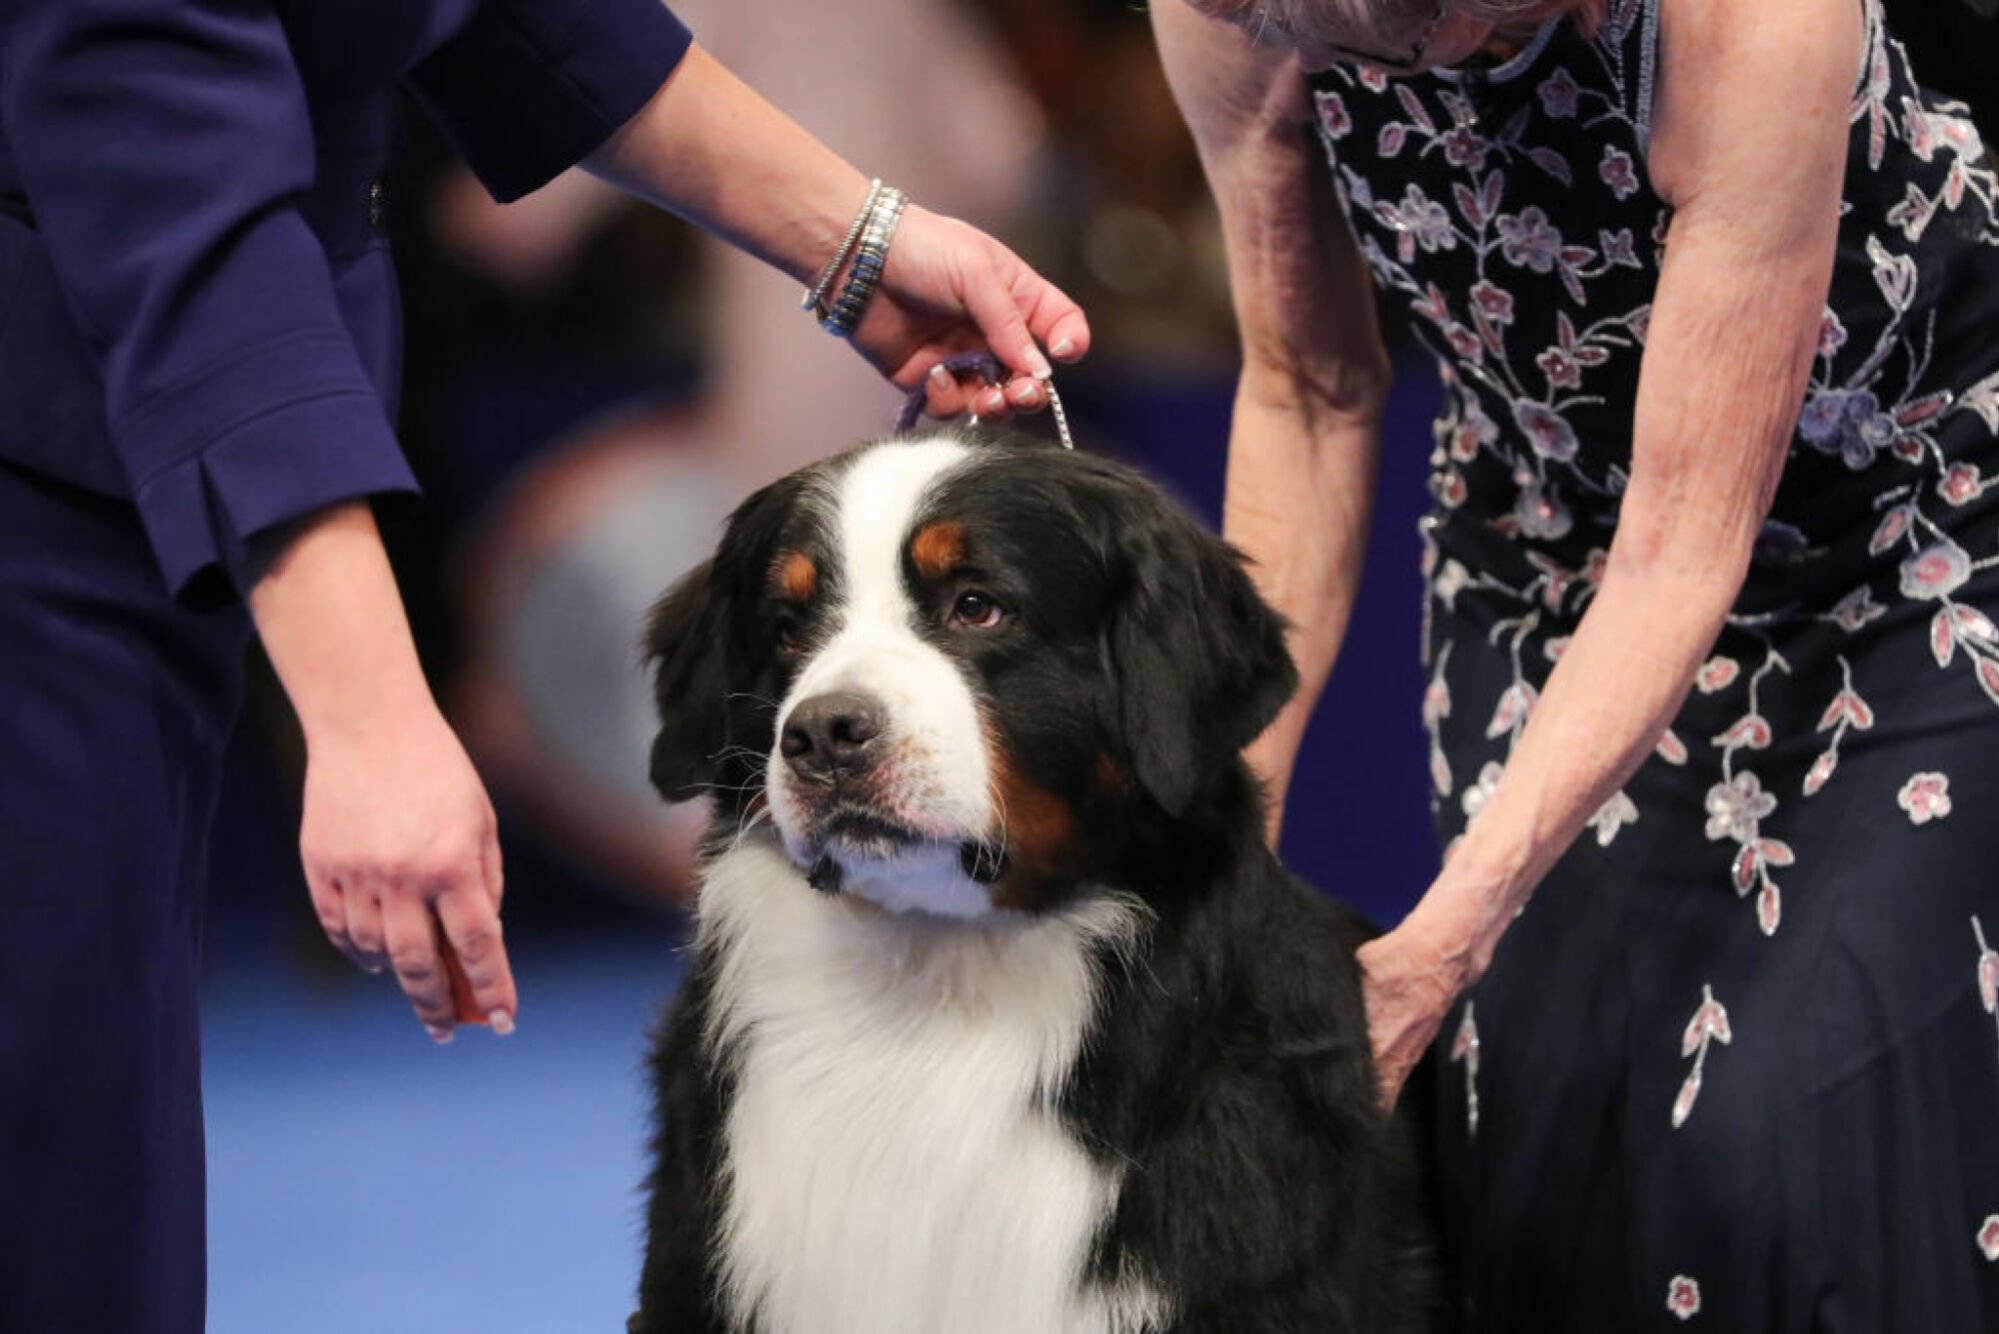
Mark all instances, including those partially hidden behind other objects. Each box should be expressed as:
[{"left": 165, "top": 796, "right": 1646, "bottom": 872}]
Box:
[
  {"left": 1357, "top": 925, "right": 1468, "bottom": 1110},
  {"left": 856, "top": 205, "right": 1091, "bottom": 421}
]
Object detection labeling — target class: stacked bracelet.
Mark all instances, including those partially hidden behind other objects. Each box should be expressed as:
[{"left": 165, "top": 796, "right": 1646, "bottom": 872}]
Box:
[
  {"left": 817, "top": 186, "right": 907, "bottom": 338},
  {"left": 801, "top": 179, "right": 883, "bottom": 315}
]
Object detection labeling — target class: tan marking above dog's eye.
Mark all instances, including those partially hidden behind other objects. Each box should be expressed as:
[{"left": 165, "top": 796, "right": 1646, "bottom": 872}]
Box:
[
  {"left": 772, "top": 550, "right": 817, "bottom": 605},
  {"left": 909, "top": 521, "right": 967, "bottom": 582}
]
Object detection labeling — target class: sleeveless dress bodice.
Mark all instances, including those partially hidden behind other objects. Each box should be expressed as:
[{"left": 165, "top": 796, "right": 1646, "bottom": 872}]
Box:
[{"left": 1307, "top": 3, "right": 1999, "bottom": 1327}]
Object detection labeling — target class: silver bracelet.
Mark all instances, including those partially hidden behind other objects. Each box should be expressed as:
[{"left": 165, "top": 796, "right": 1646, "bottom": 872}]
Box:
[
  {"left": 800, "top": 179, "right": 883, "bottom": 316},
  {"left": 819, "top": 187, "right": 907, "bottom": 338}
]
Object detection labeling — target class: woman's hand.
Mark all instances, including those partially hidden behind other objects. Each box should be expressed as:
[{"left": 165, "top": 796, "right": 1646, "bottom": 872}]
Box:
[
  {"left": 300, "top": 702, "right": 516, "bottom": 1044},
  {"left": 247, "top": 501, "right": 519, "bottom": 1043},
  {"left": 851, "top": 205, "right": 1091, "bottom": 420},
  {"left": 582, "top": 47, "right": 1090, "bottom": 422},
  {"left": 1357, "top": 926, "right": 1466, "bottom": 1110}
]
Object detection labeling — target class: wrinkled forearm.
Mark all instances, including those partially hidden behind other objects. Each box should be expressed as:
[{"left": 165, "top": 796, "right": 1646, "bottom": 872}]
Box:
[
  {"left": 1405, "top": 545, "right": 1747, "bottom": 977},
  {"left": 1227, "top": 380, "right": 1383, "bottom": 803}
]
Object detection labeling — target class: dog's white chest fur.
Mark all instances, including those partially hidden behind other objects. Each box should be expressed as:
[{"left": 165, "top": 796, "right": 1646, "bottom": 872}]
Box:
[{"left": 697, "top": 840, "right": 1164, "bottom": 1334}]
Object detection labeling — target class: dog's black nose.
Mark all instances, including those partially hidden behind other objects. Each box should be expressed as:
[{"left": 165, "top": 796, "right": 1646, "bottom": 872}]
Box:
[{"left": 781, "top": 691, "right": 887, "bottom": 779}]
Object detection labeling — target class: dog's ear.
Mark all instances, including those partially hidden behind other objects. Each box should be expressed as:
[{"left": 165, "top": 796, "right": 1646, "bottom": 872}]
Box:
[
  {"left": 1102, "top": 497, "right": 1298, "bottom": 817},
  {"left": 644, "top": 560, "right": 734, "bottom": 802},
  {"left": 643, "top": 473, "right": 807, "bottom": 803}
]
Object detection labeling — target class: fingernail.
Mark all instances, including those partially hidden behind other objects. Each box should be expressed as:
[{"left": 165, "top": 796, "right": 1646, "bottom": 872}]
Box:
[
  {"left": 1050, "top": 338, "right": 1075, "bottom": 360},
  {"left": 426, "top": 1026, "right": 455, "bottom": 1046},
  {"left": 928, "top": 363, "right": 953, "bottom": 386},
  {"left": 1026, "top": 347, "right": 1053, "bottom": 379},
  {"left": 978, "top": 389, "right": 1006, "bottom": 415},
  {"left": 488, "top": 1009, "right": 516, "bottom": 1036},
  {"left": 1006, "top": 380, "right": 1041, "bottom": 407}
]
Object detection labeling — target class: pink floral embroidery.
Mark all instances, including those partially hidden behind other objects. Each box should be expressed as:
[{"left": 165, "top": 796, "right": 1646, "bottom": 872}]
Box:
[
  {"left": 1600, "top": 146, "right": 1640, "bottom": 200},
  {"left": 1931, "top": 604, "right": 1998, "bottom": 669},
  {"left": 1444, "top": 323, "right": 1484, "bottom": 364},
  {"left": 1867, "top": 503, "right": 1914, "bottom": 556},
  {"left": 1800, "top": 386, "right": 1898, "bottom": 469},
  {"left": 1898, "top": 772, "right": 1953, "bottom": 825},
  {"left": 1674, "top": 985, "right": 1732, "bottom": 1129},
  {"left": 1591, "top": 791, "right": 1639, "bottom": 847},
  {"left": 1899, "top": 539, "right": 1973, "bottom": 600},
  {"left": 1816, "top": 686, "right": 1876, "bottom": 733},
  {"left": 1461, "top": 761, "right": 1504, "bottom": 823},
  {"left": 1497, "top": 206, "right": 1563, "bottom": 273},
  {"left": 1486, "top": 682, "right": 1538, "bottom": 740},
  {"left": 1667, "top": 1275, "right": 1703, "bottom": 1320},
  {"left": 1937, "top": 462, "right": 1983, "bottom": 506},
  {"left": 1599, "top": 226, "right": 1640, "bottom": 268},
  {"left": 1695, "top": 656, "right": 1741, "bottom": 694},
  {"left": 1975, "top": 917, "right": 1999, "bottom": 1052},
  {"left": 1318, "top": 93, "right": 1352, "bottom": 140},
  {"left": 1424, "top": 644, "right": 1455, "bottom": 799},
  {"left": 1895, "top": 772, "right": 1943, "bottom": 824},
  {"left": 1470, "top": 279, "right": 1515, "bottom": 327},
  {"left": 1974, "top": 923, "right": 1999, "bottom": 1260},
  {"left": 1512, "top": 480, "right": 1574, "bottom": 540},
  {"left": 1711, "top": 715, "right": 1774, "bottom": 752},
  {"left": 1704, "top": 771, "right": 1775, "bottom": 843},
  {"left": 1538, "top": 67, "right": 1580, "bottom": 119},
  {"left": 1807, "top": 658, "right": 1873, "bottom": 798},
  {"left": 1511, "top": 400, "right": 1579, "bottom": 462},
  {"left": 1440, "top": 124, "right": 1491, "bottom": 172},
  {"left": 1828, "top": 585, "right": 1887, "bottom": 632}
]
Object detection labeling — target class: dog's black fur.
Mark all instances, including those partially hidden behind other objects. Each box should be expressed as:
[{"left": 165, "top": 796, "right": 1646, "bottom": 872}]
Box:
[{"left": 632, "top": 432, "right": 1439, "bottom": 1332}]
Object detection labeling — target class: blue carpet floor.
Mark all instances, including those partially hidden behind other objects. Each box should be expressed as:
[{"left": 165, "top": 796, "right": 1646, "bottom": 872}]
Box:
[{"left": 203, "top": 929, "right": 686, "bottom": 1332}]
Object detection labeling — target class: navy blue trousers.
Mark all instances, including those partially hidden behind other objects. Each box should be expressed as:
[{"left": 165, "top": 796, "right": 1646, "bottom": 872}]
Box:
[{"left": 0, "top": 462, "right": 249, "bottom": 1331}]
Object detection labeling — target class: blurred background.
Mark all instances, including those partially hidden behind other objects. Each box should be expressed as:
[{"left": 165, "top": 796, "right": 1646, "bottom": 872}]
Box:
[{"left": 200, "top": 0, "right": 1449, "bottom": 1327}]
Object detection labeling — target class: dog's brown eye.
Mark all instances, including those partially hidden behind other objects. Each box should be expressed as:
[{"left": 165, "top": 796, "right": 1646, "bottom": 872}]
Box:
[
  {"left": 950, "top": 592, "right": 1006, "bottom": 630},
  {"left": 774, "top": 613, "right": 803, "bottom": 655}
]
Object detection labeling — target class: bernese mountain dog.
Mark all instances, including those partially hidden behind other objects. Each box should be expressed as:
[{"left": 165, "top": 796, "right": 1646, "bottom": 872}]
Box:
[{"left": 631, "top": 429, "right": 1437, "bottom": 1333}]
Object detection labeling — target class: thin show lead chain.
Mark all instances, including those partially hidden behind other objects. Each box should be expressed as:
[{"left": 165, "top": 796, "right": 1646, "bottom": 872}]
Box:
[{"left": 1040, "top": 371, "right": 1075, "bottom": 452}]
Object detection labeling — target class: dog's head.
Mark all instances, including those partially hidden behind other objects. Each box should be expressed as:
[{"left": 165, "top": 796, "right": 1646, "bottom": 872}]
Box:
[{"left": 644, "top": 430, "right": 1296, "bottom": 918}]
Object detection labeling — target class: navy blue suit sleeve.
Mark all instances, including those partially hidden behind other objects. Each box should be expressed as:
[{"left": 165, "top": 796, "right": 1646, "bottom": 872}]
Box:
[
  {"left": 0, "top": 0, "right": 418, "bottom": 601},
  {"left": 411, "top": 0, "right": 694, "bottom": 204}
]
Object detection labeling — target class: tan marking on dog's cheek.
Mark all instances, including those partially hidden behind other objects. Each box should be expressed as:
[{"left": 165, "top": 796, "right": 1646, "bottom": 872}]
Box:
[
  {"left": 982, "top": 725, "right": 1084, "bottom": 914},
  {"left": 773, "top": 551, "right": 817, "bottom": 604},
  {"left": 909, "top": 521, "right": 966, "bottom": 583}
]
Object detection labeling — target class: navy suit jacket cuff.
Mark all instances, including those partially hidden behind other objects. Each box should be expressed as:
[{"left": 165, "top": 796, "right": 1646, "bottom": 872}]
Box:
[
  {"left": 413, "top": 0, "right": 694, "bottom": 203},
  {"left": 123, "top": 338, "right": 419, "bottom": 602}
]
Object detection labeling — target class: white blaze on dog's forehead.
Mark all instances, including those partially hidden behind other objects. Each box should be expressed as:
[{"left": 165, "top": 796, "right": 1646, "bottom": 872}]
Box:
[{"left": 831, "top": 435, "right": 972, "bottom": 622}]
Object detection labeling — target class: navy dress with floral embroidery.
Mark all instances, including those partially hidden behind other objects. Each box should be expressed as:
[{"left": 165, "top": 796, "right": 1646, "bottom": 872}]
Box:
[{"left": 1309, "top": 1, "right": 1999, "bottom": 1328}]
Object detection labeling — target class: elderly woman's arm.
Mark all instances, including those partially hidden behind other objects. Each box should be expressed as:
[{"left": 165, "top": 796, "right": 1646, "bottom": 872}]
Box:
[
  {"left": 1363, "top": 0, "right": 1861, "bottom": 1103},
  {"left": 1151, "top": 1, "right": 1393, "bottom": 833}
]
